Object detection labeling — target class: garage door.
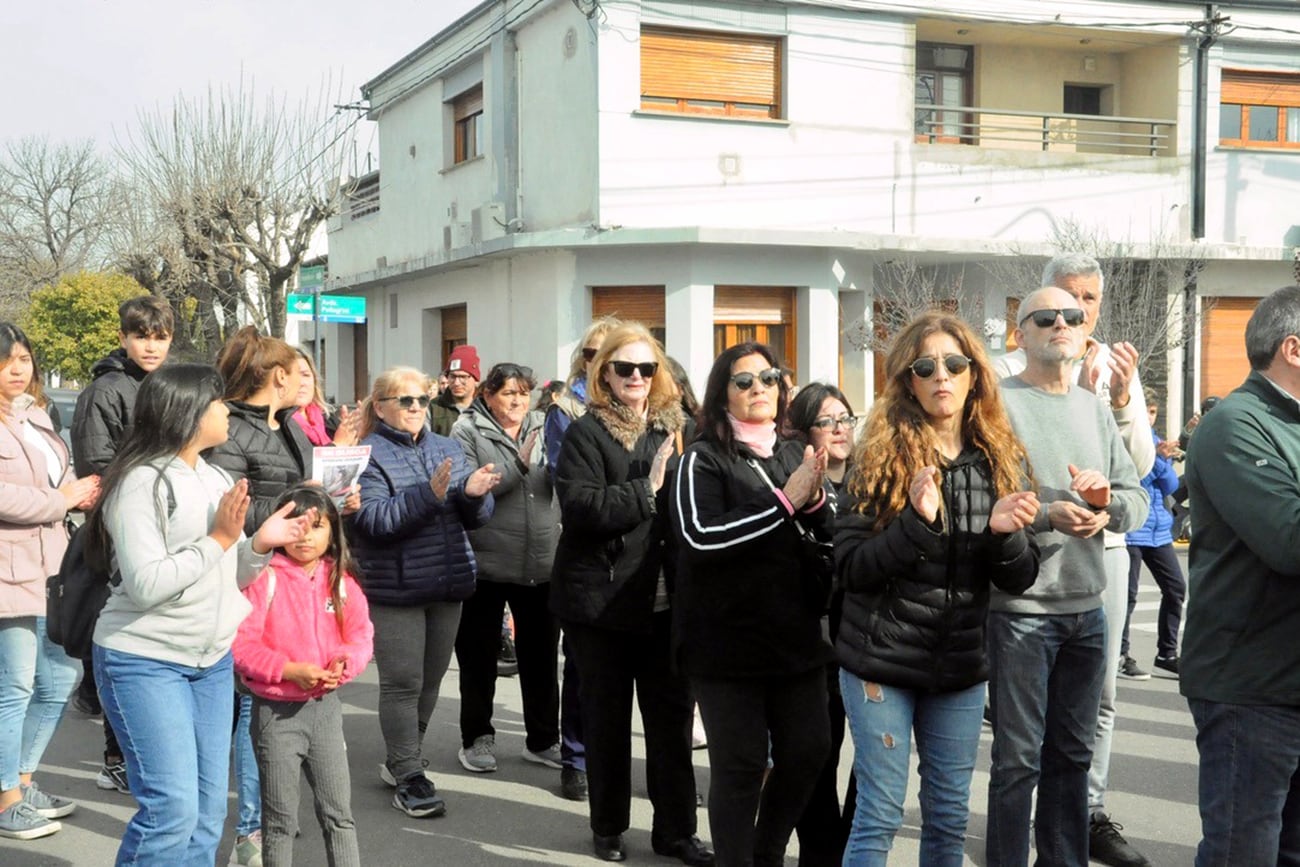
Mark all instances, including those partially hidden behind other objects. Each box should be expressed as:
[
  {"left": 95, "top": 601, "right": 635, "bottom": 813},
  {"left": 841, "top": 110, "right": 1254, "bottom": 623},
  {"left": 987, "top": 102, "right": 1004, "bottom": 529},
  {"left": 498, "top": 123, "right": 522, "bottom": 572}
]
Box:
[{"left": 1200, "top": 297, "right": 1257, "bottom": 401}]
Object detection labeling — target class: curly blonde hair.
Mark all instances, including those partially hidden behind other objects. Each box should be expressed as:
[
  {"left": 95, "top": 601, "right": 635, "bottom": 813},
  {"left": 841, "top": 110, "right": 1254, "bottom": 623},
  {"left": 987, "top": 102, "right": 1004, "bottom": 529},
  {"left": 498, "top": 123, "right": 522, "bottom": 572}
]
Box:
[{"left": 848, "top": 311, "right": 1033, "bottom": 527}]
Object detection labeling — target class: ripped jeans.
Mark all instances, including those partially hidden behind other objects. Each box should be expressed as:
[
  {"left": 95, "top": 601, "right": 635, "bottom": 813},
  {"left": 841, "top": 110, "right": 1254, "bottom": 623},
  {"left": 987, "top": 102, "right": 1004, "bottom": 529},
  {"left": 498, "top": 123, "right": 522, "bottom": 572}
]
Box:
[{"left": 840, "top": 672, "right": 985, "bottom": 866}]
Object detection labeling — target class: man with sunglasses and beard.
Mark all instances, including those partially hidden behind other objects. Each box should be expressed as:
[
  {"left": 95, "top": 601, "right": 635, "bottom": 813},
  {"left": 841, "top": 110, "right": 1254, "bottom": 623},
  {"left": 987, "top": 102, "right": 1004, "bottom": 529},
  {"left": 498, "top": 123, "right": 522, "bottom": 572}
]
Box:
[
  {"left": 983, "top": 286, "right": 1147, "bottom": 867},
  {"left": 431, "top": 345, "right": 482, "bottom": 437},
  {"left": 995, "top": 254, "right": 1156, "bottom": 867}
]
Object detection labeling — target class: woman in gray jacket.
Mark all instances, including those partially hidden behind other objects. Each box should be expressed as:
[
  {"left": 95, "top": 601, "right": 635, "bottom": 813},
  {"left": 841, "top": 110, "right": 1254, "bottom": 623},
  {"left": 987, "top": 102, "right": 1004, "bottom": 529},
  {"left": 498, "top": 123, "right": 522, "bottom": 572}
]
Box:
[{"left": 450, "top": 362, "right": 562, "bottom": 777}]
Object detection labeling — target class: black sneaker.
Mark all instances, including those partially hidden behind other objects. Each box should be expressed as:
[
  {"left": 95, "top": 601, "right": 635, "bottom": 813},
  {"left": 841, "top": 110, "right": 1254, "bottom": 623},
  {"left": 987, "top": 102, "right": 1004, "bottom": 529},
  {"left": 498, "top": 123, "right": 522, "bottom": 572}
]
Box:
[
  {"left": 392, "top": 773, "right": 446, "bottom": 818},
  {"left": 1154, "top": 655, "right": 1179, "bottom": 675},
  {"left": 1089, "top": 811, "right": 1152, "bottom": 867},
  {"left": 1118, "top": 655, "right": 1151, "bottom": 680}
]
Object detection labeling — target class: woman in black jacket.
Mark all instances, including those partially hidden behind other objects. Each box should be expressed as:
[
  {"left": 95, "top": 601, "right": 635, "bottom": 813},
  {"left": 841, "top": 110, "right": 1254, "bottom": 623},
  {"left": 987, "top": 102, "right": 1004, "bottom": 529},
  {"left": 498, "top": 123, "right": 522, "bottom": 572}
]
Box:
[
  {"left": 551, "top": 323, "right": 708, "bottom": 865},
  {"left": 672, "top": 343, "right": 834, "bottom": 867},
  {"left": 836, "top": 312, "right": 1040, "bottom": 864}
]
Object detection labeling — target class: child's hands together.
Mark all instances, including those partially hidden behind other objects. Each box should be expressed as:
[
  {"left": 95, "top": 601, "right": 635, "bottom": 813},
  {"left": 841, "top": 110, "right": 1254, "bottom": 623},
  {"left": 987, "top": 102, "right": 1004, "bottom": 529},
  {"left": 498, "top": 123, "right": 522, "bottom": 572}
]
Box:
[{"left": 282, "top": 660, "right": 343, "bottom": 692}]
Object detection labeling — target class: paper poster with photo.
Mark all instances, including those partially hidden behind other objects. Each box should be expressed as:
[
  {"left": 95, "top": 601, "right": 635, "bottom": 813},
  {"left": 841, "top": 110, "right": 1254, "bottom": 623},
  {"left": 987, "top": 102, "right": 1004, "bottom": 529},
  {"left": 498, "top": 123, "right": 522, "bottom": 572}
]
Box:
[{"left": 312, "top": 446, "right": 370, "bottom": 505}]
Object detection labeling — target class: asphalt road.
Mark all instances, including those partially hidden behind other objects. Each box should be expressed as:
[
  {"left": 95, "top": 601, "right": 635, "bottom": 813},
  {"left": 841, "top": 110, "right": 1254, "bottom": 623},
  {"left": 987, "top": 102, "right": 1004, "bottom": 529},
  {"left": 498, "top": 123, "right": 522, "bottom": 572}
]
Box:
[{"left": 4, "top": 548, "right": 1199, "bottom": 866}]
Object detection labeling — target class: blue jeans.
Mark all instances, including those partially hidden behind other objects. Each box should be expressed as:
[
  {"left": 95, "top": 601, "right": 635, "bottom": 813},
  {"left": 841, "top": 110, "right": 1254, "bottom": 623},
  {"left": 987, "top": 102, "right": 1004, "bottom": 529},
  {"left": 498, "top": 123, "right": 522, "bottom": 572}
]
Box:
[
  {"left": 1188, "top": 699, "right": 1300, "bottom": 866},
  {"left": 840, "top": 673, "right": 984, "bottom": 866},
  {"left": 0, "top": 616, "right": 78, "bottom": 791},
  {"left": 95, "top": 645, "right": 235, "bottom": 867},
  {"left": 234, "top": 692, "right": 261, "bottom": 836},
  {"left": 986, "top": 608, "right": 1107, "bottom": 867}
]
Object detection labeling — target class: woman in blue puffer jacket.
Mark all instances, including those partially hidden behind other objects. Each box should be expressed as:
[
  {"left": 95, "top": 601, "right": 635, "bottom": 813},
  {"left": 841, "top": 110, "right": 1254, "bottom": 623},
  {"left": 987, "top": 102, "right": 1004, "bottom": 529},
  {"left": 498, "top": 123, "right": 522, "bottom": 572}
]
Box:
[
  {"left": 1121, "top": 398, "right": 1186, "bottom": 676},
  {"left": 347, "top": 366, "right": 500, "bottom": 819}
]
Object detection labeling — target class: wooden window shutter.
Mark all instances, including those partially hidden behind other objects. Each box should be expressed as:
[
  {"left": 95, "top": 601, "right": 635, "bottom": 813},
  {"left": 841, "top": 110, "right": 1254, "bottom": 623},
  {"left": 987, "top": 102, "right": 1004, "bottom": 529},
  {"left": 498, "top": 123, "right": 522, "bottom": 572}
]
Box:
[
  {"left": 1200, "top": 297, "right": 1255, "bottom": 401},
  {"left": 713, "top": 286, "right": 794, "bottom": 323},
  {"left": 1222, "top": 70, "right": 1300, "bottom": 107},
  {"left": 454, "top": 85, "right": 484, "bottom": 121},
  {"left": 592, "top": 286, "right": 666, "bottom": 328},
  {"left": 641, "top": 27, "right": 782, "bottom": 117}
]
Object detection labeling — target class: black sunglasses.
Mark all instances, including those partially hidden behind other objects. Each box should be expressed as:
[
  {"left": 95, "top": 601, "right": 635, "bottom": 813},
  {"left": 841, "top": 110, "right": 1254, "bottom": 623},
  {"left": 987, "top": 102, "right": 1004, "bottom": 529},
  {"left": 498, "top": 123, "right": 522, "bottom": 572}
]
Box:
[
  {"left": 608, "top": 360, "right": 658, "bottom": 379},
  {"left": 729, "top": 368, "right": 782, "bottom": 391},
  {"left": 489, "top": 363, "right": 534, "bottom": 381},
  {"left": 909, "top": 355, "right": 972, "bottom": 379},
  {"left": 378, "top": 394, "right": 432, "bottom": 410},
  {"left": 1020, "top": 307, "right": 1086, "bottom": 328},
  {"left": 581, "top": 347, "right": 598, "bottom": 362}
]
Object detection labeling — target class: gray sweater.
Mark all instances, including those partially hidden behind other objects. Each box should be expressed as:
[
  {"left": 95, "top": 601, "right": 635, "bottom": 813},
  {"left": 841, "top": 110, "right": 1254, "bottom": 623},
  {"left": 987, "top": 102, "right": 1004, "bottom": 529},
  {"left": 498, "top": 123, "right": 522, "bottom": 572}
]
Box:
[
  {"left": 994, "top": 378, "right": 1147, "bottom": 615},
  {"left": 94, "top": 456, "right": 270, "bottom": 667}
]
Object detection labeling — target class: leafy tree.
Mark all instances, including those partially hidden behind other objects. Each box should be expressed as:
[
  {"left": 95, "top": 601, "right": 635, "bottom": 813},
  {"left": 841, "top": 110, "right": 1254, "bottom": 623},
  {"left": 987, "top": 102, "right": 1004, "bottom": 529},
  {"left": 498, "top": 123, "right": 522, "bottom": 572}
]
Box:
[{"left": 21, "top": 271, "right": 148, "bottom": 383}]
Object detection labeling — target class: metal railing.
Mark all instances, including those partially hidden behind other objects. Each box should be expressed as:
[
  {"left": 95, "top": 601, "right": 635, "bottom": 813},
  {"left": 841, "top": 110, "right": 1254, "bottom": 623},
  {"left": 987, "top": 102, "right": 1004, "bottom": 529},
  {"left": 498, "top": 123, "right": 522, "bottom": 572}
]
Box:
[
  {"left": 344, "top": 172, "right": 380, "bottom": 220},
  {"left": 915, "top": 104, "right": 1176, "bottom": 156}
]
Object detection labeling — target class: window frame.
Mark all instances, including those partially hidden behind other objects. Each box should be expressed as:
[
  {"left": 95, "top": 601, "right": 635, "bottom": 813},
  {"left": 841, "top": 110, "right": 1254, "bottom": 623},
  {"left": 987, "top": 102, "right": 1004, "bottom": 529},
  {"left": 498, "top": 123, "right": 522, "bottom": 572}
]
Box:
[
  {"left": 639, "top": 26, "right": 784, "bottom": 121},
  {"left": 915, "top": 42, "right": 974, "bottom": 144},
  {"left": 452, "top": 85, "right": 484, "bottom": 164},
  {"left": 1219, "top": 69, "right": 1300, "bottom": 151}
]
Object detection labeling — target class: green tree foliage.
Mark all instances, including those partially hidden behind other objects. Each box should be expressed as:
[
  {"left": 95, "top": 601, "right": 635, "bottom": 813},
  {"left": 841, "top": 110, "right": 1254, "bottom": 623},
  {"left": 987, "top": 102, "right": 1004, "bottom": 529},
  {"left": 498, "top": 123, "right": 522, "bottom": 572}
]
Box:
[{"left": 21, "top": 271, "right": 148, "bottom": 383}]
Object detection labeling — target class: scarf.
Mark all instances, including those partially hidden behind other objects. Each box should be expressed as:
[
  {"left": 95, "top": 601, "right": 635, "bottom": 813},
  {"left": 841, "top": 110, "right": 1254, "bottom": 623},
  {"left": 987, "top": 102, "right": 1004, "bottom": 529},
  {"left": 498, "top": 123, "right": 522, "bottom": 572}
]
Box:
[
  {"left": 727, "top": 412, "right": 776, "bottom": 458},
  {"left": 294, "top": 403, "right": 332, "bottom": 446}
]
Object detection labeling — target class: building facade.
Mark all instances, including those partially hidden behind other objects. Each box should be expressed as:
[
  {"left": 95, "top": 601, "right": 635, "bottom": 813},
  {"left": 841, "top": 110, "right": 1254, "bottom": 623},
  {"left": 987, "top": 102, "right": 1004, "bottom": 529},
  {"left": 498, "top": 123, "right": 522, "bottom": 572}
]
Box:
[{"left": 323, "top": 0, "right": 1300, "bottom": 421}]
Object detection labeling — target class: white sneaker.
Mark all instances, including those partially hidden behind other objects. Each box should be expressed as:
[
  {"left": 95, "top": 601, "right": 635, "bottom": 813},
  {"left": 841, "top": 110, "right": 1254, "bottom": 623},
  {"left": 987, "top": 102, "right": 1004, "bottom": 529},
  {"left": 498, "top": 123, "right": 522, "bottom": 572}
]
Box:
[
  {"left": 458, "top": 735, "right": 498, "bottom": 773},
  {"left": 521, "top": 743, "right": 563, "bottom": 769}
]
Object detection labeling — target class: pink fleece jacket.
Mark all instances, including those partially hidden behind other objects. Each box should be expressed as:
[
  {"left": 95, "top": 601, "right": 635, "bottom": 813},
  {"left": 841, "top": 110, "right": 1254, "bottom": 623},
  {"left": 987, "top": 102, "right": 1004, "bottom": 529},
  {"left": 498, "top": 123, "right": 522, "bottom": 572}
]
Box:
[{"left": 233, "top": 552, "right": 374, "bottom": 701}]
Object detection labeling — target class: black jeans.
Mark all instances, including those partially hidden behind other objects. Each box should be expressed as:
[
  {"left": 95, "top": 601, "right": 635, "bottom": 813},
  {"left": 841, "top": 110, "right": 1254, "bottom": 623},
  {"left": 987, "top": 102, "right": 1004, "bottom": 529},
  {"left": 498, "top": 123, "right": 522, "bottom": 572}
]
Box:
[
  {"left": 564, "top": 613, "right": 697, "bottom": 841},
  {"left": 1123, "top": 544, "right": 1187, "bottom": 659},
  {"left": 694, "top": 667, "right": 831, "bottom": 867},
  {"left": 455, "top": 580, "right": 559, "bottom": 752},
  {"left": 793, "top": 662, "right": 850, "bottom": 867}
]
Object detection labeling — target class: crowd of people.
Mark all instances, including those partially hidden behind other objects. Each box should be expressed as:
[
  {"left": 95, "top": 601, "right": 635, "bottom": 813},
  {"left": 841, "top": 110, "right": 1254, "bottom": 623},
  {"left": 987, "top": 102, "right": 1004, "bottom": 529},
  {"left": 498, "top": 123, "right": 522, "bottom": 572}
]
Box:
[{"left": 1, "top": 254, "right": 1297, "bottom": 867}]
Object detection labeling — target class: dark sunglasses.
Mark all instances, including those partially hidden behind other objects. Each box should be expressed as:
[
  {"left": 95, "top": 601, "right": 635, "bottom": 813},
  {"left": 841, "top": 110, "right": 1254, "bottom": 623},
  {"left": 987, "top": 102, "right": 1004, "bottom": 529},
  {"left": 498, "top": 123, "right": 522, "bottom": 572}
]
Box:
[
  {"left": 608, "top": 360, "right": 658, "bottom": 379},
  {"left": 1020, "top": 307, "right": 1086, "bottom": 328},
  {"left": 909, "top": 354, "right": 972, "bottom": 379},
  {"left": 378, "top": 394, "right": 432, "bottom": 409},
  {"left": 581, "top": 347, "right": 598, "bottom": 362},
  {"left": 811, "top": 414, "right": 857, "bottom": 431},
  {"left": 489, "top": 363, "right": 533, "bottom": 381},
  {"left": 729, "top": 368, "right": 782, "bottom": 391}
]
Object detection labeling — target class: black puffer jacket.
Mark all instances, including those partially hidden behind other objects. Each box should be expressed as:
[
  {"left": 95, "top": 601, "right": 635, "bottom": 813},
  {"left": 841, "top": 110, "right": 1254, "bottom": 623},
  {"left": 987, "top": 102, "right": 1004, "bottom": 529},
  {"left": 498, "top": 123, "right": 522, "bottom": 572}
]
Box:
[
  {"left": 671, "top": 438, "right": 835, "bottom": 678},
  {"left": 834, "top": 446, "right": 1039, "bottom": 693},
  {"left": 550, "top": 400, "right": 684, "bottom": 633},
  {"left": 204, "top": 401, "right": 314, "bottom": 536},
  {"left": 71, "top": 350, "right": 149, "bottom": 476}
]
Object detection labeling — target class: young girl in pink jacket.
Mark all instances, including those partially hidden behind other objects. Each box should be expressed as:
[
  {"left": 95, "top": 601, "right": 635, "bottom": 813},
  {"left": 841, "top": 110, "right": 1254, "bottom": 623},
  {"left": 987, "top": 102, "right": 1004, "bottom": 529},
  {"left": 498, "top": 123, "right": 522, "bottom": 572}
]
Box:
[{"left": 233, "top": 485, "right": 374, "bottom": 866}]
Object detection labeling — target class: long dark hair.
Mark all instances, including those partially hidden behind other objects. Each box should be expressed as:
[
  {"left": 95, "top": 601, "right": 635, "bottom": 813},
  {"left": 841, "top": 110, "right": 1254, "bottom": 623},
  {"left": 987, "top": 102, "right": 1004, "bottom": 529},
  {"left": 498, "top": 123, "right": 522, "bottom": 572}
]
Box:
[
  {"left": 85, "top": 364, "right": 226, "bottom": 572},
  {"left": 272, "top": 484, "right": 357, "bottom": 633},
  {"left": 697, "top": 342, "right": 788, "bottom": 455},
  {"left": 0, "top": 321, "right": 46, "bottom": 412}
]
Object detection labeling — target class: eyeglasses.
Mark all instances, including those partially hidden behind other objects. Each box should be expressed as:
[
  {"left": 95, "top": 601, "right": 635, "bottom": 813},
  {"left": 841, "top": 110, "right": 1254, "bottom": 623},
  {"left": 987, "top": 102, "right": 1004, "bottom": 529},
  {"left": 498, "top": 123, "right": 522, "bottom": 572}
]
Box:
[
  {"left": 608, "top": 360, "right": 658, "bottom": 379},
  {"left": 811, "top": 414, "right": 857, "bottom": 431},
  {"left": 729, "top": 368, "right": 782, "bottom": 391},
  {"left": 581, "top": 347, "right": 598, "bottom": 362},
  {"left": 909, "top": 355, "right": 972, "bottom": 379},
  {"left": 378, "top": 394, "right": 432, "bottom": 410},
  {"left": 447, "top": 372, "right": 476, "bottom": 383},
  {"left": 1019, "top": 307, "right": 1086, "bottom": 328}
]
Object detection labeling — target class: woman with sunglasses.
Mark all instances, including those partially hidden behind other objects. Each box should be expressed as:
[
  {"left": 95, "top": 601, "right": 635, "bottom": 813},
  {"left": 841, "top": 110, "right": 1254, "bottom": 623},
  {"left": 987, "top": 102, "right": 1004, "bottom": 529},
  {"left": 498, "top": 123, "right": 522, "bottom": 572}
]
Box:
[
  {"left": 348, "top": 366, "right": 502, "bottom": 819},
  {"left": 448, "top": 362, "right": 563, "bottom": 778},
  {"left": 551, "top": 323, "right": 708, "bottom": 865},
  {"left": 836, "top": 311, "right": 1040, "bottom": 864},
  {"left": 671, "top": 343, "right": 834, "bottom": 867},
  {"left": 785, "top": 382, "right": 858, "bottom": 865}
]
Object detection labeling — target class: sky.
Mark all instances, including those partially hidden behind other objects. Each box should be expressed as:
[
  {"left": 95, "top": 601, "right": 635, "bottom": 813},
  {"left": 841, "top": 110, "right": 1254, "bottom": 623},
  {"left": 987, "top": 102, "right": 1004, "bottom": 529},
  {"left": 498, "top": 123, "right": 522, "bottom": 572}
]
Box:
[{"left": 0, "top": 0, "right": 484, "bottom": 158}]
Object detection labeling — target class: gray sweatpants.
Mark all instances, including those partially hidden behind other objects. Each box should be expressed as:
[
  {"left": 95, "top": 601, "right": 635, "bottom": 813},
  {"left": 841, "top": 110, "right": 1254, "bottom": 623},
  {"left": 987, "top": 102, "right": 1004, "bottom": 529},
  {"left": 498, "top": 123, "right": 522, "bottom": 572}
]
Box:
[
  {"left": 250, "top": 692, "right": 358, "bottom": 867},
  {"left": 369, "top": 600, "right": 462, "bottom": 781}
]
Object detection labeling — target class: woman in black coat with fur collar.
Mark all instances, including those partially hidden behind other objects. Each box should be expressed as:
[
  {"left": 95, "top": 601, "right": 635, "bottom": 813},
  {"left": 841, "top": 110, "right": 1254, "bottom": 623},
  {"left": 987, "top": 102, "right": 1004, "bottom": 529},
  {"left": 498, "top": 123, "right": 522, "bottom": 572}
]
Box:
[{"left": 551, "top": 323, "right": 710, "bottom": 866}]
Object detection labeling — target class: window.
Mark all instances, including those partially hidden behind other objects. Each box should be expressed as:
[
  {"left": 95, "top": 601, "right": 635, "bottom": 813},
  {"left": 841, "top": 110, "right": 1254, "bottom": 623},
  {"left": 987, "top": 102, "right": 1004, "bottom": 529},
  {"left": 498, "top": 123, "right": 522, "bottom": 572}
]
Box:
[
  {"left": 640, "top": 27, "right": 782, "bottom": 120},
  {"left": 1220, "top": 69, "right": 1300, "bottom": 149},
  {"left": 453, "top": 86, "right": 483, "bottom": 163},
  {"left": 1064, "top": 85, "right": 1103, "bottom": 116},
  {"left": 712, "top": 286, "right": 796, "bottom": 377},
  {"left": 915, "top": 42, "right": 973, "bottom": 143},
  {"left": 592, "top": 286, "right": 666, "bottom": 346},
  {"left": 441, "top": 304, "right": 467, "bottom": 370}
]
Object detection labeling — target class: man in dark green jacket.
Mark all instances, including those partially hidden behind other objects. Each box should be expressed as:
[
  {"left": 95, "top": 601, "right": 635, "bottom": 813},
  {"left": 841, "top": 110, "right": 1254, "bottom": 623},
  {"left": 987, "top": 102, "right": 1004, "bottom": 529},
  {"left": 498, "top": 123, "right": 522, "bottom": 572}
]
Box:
[
  {"left": 430, "top": 344, "right": 480, "bottom": 436},
  {"left": 1182, "top": 284, "right": 1300, "bottom": 865}
]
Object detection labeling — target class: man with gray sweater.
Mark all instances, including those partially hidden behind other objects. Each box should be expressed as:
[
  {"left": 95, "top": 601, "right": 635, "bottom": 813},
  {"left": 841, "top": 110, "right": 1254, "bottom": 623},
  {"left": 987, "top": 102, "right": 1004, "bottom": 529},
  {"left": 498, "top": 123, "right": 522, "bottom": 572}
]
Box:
[{"left": 986, "top": 287, "right": 1147, "bottom": 867}]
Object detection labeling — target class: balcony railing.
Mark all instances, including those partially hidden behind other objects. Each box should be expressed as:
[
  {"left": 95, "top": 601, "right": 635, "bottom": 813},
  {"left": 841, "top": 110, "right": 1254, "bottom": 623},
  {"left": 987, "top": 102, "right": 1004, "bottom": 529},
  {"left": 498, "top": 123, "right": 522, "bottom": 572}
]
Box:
[
  {"left": 344, "top": 172, "right": 380, "bottom": 220},
  {"left": 915, "top": 105, "right": 1176, "bottom": 156}
]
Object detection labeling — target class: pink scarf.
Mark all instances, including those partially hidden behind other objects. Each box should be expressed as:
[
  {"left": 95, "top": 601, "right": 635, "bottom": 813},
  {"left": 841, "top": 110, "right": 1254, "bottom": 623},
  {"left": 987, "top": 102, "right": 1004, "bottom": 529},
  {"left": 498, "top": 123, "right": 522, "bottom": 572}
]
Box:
[
  {"left": 727, "top": 413, "right": 776, "bottom": 458},
  {"left": 293, "top": 404, "right": 331, "bottom": 446}
]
